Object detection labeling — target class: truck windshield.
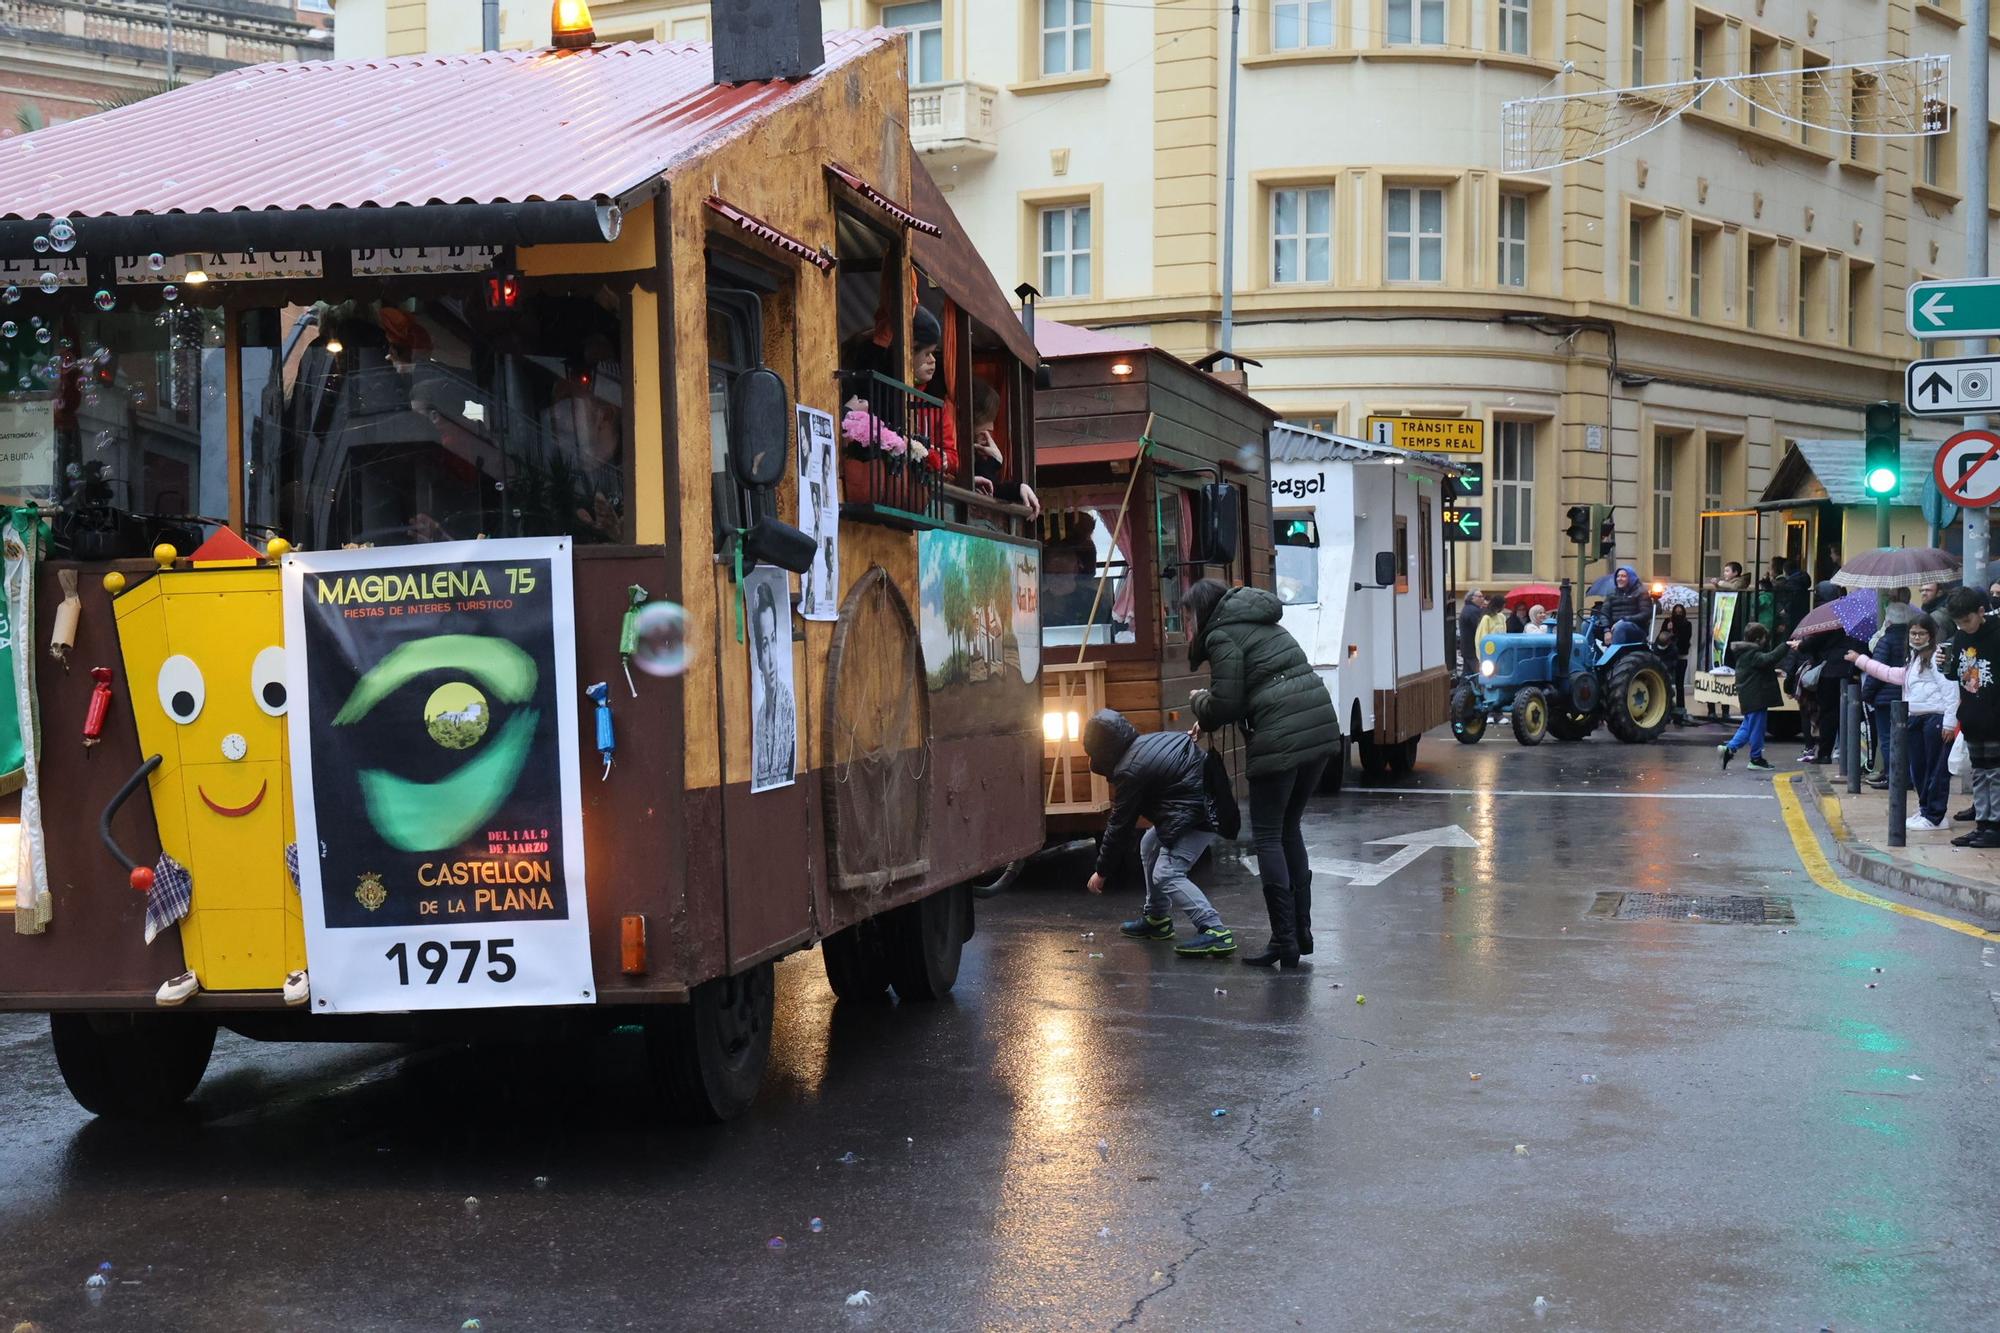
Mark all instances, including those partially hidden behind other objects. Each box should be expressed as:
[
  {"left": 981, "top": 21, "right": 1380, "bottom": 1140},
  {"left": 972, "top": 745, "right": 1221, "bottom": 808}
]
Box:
[{"left": 1274, "top": 511, "right": 1318, "bottom": 606}]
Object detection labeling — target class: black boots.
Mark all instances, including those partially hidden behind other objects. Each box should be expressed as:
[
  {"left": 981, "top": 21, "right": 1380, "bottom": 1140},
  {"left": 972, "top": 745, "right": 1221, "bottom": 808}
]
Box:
[{"left": 1242, "top": 881, "right": 1303, "bottom": 968}]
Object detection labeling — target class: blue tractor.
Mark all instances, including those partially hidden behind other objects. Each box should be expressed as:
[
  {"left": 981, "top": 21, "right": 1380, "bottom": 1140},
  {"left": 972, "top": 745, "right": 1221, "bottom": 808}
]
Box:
[{"left": 1451, "top": 580, "right": 1673, "bottom": 746}]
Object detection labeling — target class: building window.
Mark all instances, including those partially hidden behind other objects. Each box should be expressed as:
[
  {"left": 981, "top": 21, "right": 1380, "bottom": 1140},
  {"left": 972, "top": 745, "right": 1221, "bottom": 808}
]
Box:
[
  {"left": 1493, "top": 420, "right": 1536, "bottom": 575},
  {"left": 1039, "top": 203, "right": 1092, "bottom": 298},
  {"left": 1386, "top": 186, "right": 1444, "bottom": 283},
  {"left": 1041, "top": 0, "right": 1092, "bottom": 77},
  {"left": 1849, "top": 74, "right": 1879, "bottom": 166},
  {"left": 1630, "top": 1, "right": 1647, "bottom": 82},
  {"left": 1387, "top": 0, "right": 1445, "bottom": 46},
  {"left": 1746, "top": 236, "right": 1773, "bottom": 329},
  {"left": 1628, "top": 218, "right": 1644, "bottom": 305},
  {"left": 1701, "top": 436, "right": 1727, "bottom": 579},
  {"left": 1847, "top": 260, "right": 1874, "bottom": 351},
  {"left": 1274, "top": 507, "right": 1320, "bottom": 606},
  {"left": 884, "top": 0, "right": 944, "bottom": 86},
  {"left": 1747, "top": 31, "right": 1777, "bottom": 130},
  {"left": 1272, "top": 186, "right": 1333, "bottom": 284},
  {"left": 1393, "top": 516, "right": 1411, "bottom": 594},
  {"left": 1689, "top": 234, "right": 1705, "bottom": 317},
  {"left": 1651, "top": 432, "right": 1679, "bottom": 577},
  {"left": 1497, "top": 191, "right": 1528, "bottom": 288},
  {"left": 1498, "top": 0, "right": 1529, "bottom": 54},
  {"left": 1274, "top": 0, "right": 1334, "bottom": 48}
]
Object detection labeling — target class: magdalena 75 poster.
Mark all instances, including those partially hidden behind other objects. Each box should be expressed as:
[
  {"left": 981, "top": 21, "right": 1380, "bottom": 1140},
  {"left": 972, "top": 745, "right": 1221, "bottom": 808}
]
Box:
[{"left": 282, "top": 538, "right": 591, "bottom": 1013}]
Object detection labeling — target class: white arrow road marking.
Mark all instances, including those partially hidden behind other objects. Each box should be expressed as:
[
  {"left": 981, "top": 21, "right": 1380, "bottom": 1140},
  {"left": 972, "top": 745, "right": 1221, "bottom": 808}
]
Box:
[
  {"left": 1312, "top": 824, "right": 1480, "bottom": 886},
  {"left": 1920, "top": 291, "right": 1954, "bottom": 327}
]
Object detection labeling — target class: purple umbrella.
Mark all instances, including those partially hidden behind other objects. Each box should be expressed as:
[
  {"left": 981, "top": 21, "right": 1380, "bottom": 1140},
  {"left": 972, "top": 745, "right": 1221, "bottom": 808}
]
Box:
[
  {"left": 1793, "top": 590, "right": 1877, "bottom": 641},
  {"left": 1831, "top": 546, "right": 1960, "bottom": 590}
]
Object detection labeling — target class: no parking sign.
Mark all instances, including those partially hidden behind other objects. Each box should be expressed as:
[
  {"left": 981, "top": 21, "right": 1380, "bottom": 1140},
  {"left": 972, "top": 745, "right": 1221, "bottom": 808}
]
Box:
[{"left": 1934, "top": 429, "right": 2000, "bottom": 509}]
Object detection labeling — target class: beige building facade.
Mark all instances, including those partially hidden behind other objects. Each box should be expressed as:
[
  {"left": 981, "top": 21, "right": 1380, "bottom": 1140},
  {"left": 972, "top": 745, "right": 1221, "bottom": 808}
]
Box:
[{"left": 336, "top": 0, "right": 1995, "bottom": 586}]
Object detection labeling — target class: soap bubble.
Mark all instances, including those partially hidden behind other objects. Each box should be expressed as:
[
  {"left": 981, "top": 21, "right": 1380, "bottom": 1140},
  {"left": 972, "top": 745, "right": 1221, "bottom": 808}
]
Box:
[
  {"left": 1234, "top": 441, "right": 1264, "bottom": 474},
  {"left": 1, "top": 284, "right": 16, "bottom": 303},
  {"left": 33, "top": 327, "right": 49, "bottom": 344},
  {"left": 93, "top": 290, "right": 116, "bottom": 312},
  {"left": 31, "top": 235, "right": 48, "bottom": 255},
  {"left": 0, "top": 322, "right": 14, "bottom": 339},
  {"left": 37, "top": 272, "right": 58, "bottom": 295},
  {"left": 809, "top": 1217, "right": 825, "bottom": 1233},
  {"left": 13, "top": 377, "right": 28, "bottom": 392},
  {"left": 161, "top": 284, "right": 178, "bottom": 303},
  {"left": 47, "top": 218, "right": 76, "bottom": 252},
  {"left": 93, "top": 431, "right": 112, "bottom": 452},
  {"left": 630, "top": 600, "right": 692, "bottom": 677},
  {"left": 147, "top": 252, "right": 166, "bottom": 272}
]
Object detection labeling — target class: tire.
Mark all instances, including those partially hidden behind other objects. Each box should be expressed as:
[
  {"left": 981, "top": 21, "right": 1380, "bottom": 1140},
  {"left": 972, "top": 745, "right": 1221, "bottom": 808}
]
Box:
[
  {"left": 1356, "top": 735, "right": 1390, "bottom": 777},
  {"left": 821, "top": 917, "right": 893, "bottom": 1001},
  {"left": 1386, "top": 737, "right": 1419, "bottom": 777},
  {"left": 1548, "top": 708, "right": 1599, "bottom": 741},
  {"left": 883, "top": 883, "right": 971, "bottom": 1002},
  {"left": 49, "top": 1011, "right": 216, "bottom": 1119},
  {"left": 1511, "top": 687, "right": 1550, "bottom": 746},
  {"left": 1318, "top": 738, "right": 1348, "bottom": 793},
  {"left": 1603, "top": 652, "right": 1674, "bottom": 743},
  {"left": 1451, "top": 685, "right": 1487, "bottom": 745},
  {"left": 969, "top": 858, "right": 1026, "bottom": 900},
  {"left": 646, "top": 963, "right": 774, "bottom": 1124}
]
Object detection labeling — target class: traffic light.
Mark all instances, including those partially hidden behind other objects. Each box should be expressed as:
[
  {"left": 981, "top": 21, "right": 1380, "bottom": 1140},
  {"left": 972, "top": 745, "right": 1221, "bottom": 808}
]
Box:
[
  {"left": 1864, "top": 400, "right": 1900, "bottom": 497},
  {"left": 1594, "top": 504, "right": 1616, "bottom": 559},
  {"left": 1565, "top": 504, "right": 1591, "bottom": 546}
]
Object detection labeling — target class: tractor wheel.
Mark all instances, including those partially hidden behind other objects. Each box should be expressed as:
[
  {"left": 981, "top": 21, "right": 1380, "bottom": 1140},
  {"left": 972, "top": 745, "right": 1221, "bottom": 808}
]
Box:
[
  {"left": 1547, "top": 708, "right": 1599, "bottom": 742},
  {"left": 1511, "top": 687, "right": 1550, "bottom": 745},
  {"left": 882, "top": 883, "right": 972, "bottom": 1002},
  {"left": 49, "top": 1011, "right": 215, "bottom": 1119},
  {"left": 1385, "top": 737, "right": 1420, "bottom": 778},
  {"left": 1451, "top": 684, "right": 1487, "bottom": 744},
  {"left": 646, "top": 964, "right": 774, "bottom": 1123},
  {"left": 821, "top": 916, "right": 893, "bottom": 1001},
  {"left": 1356, "top": 735, "right": 1391, "bottom": 777},
  {"left": 1604, "top": 652, "right": 1673, "bottom": 743}
]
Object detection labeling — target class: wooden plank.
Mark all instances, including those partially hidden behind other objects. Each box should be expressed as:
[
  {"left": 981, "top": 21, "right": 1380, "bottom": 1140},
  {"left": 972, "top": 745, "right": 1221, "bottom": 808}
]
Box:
[
  {"left": 1036, "top": 381, "right": 1152, "bottom": 421},
  {"left": 1104, "top": 677, "right": 1162, "bottom": 713},
  {"left": 1042, "top": 355, "right": 1149, "bottom": 391},
  {"left": 1038, "top": 413, "right": 1153, "bottom": 450}
]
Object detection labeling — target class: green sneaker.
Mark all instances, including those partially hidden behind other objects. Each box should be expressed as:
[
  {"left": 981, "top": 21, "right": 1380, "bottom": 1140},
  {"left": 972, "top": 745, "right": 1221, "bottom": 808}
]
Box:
[
  {"left": 1174, "top": 927, "right": 1237, "bottom": 957},
  {"left": 1120, "top": 914, "right": 1174, "bottom": 941}
]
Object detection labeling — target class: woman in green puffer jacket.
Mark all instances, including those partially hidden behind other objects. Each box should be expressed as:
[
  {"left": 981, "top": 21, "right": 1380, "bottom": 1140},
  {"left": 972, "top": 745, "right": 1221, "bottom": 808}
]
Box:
[{"left": 1183, "top": 579, "right": 1342, "bottom": 969}]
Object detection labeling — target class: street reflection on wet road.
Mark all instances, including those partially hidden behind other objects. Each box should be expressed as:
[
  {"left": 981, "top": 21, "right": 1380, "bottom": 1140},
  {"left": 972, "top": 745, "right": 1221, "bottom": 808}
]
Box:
[{"left": 2, "top": 734, "right": 1997, "bottom": 1331}]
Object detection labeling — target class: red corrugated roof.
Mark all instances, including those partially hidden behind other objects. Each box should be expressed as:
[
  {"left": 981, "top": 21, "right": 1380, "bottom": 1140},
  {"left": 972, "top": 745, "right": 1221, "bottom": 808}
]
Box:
[
  {"left": 0, "top": 30, "right": 892, "bottom": 222},
  {"left": 1034, "top": 319, "right": 1149, "bottom": 358}
]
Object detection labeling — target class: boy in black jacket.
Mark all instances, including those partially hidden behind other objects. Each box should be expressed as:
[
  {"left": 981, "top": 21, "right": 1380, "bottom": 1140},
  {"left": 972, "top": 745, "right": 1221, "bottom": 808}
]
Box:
[
  {"left": 1082, "top": 709, "right": 1237, "bottom": 956},
  {"left": 1940, "top": 587, "right": 2000, "bottom": 847}
]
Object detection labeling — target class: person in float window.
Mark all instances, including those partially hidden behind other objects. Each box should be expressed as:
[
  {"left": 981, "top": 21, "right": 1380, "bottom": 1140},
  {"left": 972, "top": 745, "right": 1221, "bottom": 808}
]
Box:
[{"left": 967, "top": 378, "right": 1040, "bottom": 519}]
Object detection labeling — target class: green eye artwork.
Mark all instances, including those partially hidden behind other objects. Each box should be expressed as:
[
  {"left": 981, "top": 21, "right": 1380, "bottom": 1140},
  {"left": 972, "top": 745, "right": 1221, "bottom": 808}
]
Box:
[{"left": 334, "top": 635, "right": 540, "bottom": 853}]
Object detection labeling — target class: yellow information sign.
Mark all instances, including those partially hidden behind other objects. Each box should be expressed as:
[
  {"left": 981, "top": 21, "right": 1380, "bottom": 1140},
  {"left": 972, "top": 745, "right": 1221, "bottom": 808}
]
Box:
[{"left": 1366, "top": 415, "right": 1485, "bottom": 455}]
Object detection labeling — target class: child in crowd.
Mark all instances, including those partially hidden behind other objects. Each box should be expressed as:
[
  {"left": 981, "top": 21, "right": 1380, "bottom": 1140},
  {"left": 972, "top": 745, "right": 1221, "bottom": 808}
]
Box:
[
  {"left": 968, "top": 379, "right": 1041, "bottom": 519},
  {"left": 1081, "top": 709, "right": 1236, "bottom": 957},
  {"left": 1846, "top": 617, "right": 1958, "bottom": 829},
  {"left": 1718, "top": 623, "right": 1787, "bottom": 772},
  {"left": 1939, "top": 587, "right": 2000, "bottom": 847}
]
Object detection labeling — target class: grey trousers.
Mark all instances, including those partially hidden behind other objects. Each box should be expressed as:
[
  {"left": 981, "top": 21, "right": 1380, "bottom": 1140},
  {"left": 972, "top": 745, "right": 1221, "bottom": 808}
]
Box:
[
  {"left": 1973, "top": 763, "right": 2000, "bottom": 823},
  {"left": 1140, "top": 828, "right": 1222, "bottom": 931}
]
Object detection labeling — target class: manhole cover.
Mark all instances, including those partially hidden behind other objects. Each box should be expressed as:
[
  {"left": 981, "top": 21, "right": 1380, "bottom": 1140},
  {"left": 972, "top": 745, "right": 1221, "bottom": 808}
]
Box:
[{"left": 1590, "top": 892, "right": 1796, "bottom": 925}]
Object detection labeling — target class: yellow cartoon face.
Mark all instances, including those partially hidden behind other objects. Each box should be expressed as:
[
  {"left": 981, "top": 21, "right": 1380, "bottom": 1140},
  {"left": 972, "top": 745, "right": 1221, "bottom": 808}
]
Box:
[{"left": 112, "top": 565, "right": 301, "bottom": 990}]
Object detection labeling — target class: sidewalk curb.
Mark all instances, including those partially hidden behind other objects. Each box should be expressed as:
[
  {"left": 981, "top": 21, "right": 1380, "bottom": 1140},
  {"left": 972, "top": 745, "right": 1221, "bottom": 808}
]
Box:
[{"left": 1797, "top": 769, "right": 2000, "bottom": 925}]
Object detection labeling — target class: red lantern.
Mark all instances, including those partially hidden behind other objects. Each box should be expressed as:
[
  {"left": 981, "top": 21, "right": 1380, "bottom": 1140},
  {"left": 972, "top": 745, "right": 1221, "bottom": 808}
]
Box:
[{"left": 83, "top": 666, "right": 113, "bottom": 746}]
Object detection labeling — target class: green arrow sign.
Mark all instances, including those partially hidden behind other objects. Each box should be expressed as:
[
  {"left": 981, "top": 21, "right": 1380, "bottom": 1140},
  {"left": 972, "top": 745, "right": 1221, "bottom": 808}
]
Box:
[
  {"left": 1443, "top": 506, "right": 1483, "bottom": 542},
  {"left": 1907, "top": 278, "right": 2000, "bottom": 340}
]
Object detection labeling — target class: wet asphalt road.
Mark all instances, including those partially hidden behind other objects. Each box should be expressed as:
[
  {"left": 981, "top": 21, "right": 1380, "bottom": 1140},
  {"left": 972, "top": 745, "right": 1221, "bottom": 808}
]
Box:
[{"left": 3, "top": 726, "right": 1999, "bottom": 1332}]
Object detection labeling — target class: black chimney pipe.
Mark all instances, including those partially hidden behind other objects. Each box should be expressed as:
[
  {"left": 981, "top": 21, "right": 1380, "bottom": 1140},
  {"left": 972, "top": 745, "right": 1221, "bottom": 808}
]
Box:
[{"left": 712, "top": 0, "right": 824, "bottom": 84}]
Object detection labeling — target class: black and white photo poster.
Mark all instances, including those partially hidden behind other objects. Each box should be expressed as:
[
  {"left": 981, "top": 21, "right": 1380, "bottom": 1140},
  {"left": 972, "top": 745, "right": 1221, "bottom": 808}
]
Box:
[
  {"left": 795, "top": 404, "right": 840, "bottom": 622},
  {"left": 745, "top": 565, "right": 798, "bottom": 793}
]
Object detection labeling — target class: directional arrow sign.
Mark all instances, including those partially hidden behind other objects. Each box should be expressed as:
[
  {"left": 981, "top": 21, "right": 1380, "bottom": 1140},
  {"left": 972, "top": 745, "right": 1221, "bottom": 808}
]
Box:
[
  {"left": 1905, "top": 355, "right": 2000, "bottom": 417},
  {"left": 1906, "top": 278, "right": 2000, "bottom": 340},
  {"left": 1442, "top": 506, "right": 1483, "bottom": 543},
  {"left": 1312, "top": 824, "right": 1479, "bottom": 886},
  {"left": 1452, "top": 466, "right": 1485, "bottom": 499}
]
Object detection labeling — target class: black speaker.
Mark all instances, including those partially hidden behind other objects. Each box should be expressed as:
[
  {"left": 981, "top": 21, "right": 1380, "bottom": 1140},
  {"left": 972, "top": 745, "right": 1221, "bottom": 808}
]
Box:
[
  {"left": 1191, "top": 482, "right": 1241, "bottom": 566},
  {"left": 741, "top": 515, "right": 818, "bottom": 575},
  {"left": 712, "top": 0, "right": 824, "bottom": 83}
]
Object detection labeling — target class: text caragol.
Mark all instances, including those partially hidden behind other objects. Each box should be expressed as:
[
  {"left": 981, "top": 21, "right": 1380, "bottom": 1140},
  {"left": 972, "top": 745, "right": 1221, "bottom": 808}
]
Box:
[
  {"left": 316, "top": 569, "right": 492, "bottom": 606},
  {"left": 418, "top": 859, "right": 555, "bottom": 887}
]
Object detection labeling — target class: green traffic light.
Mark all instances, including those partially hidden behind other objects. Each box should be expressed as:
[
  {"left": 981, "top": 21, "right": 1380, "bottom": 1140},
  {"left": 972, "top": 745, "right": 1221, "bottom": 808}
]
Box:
[{"left": 1866, "top": 465, "right": 1899, "bottom": 495}]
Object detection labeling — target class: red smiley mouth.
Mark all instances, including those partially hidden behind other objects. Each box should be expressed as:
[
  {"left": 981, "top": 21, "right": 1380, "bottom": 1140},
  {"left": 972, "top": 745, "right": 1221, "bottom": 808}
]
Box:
[{"left": 199, "top": 780, "right": 268, "bottom": 818}]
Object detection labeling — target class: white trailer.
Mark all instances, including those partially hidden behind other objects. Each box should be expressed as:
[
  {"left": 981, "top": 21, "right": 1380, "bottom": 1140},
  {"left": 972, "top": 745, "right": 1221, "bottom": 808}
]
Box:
[{"left": 1269, "top": 424, "right": 1453, "bottom": 782}]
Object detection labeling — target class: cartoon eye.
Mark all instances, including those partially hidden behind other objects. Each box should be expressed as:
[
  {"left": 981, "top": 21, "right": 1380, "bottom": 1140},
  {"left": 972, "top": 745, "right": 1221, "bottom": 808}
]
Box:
[
  {"left": 157, "top": 655, "right": 204, "bottom": 724},
  {"left": 252, "top": 645, "right": 287, "bottom": 717}
]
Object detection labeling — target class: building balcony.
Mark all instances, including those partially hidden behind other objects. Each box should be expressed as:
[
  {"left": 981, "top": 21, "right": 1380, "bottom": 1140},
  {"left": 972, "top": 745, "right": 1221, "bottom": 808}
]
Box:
[{"left": 909, "top": 80, "right": 998, "bottom": 167}]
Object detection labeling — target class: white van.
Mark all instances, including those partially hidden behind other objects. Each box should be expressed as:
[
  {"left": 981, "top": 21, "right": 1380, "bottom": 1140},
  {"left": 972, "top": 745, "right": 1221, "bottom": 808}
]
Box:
[{"left": 1269, "top": 424, "right": 1454, "bottom": 782}]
